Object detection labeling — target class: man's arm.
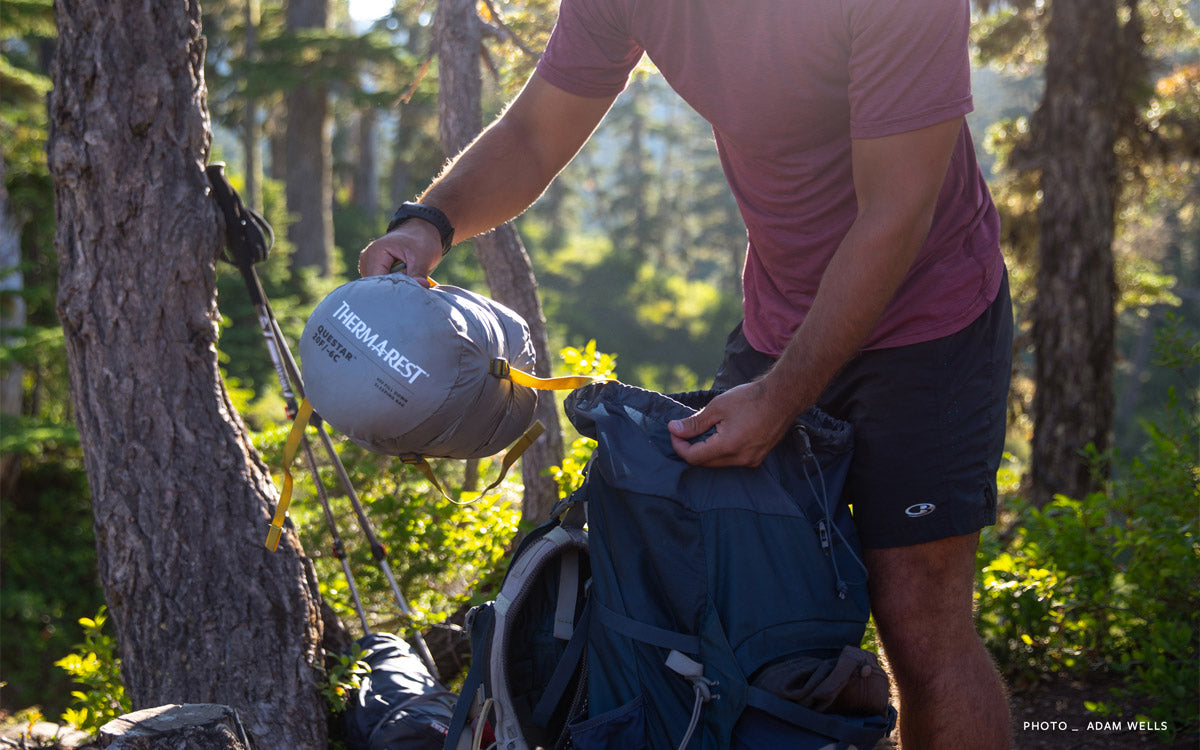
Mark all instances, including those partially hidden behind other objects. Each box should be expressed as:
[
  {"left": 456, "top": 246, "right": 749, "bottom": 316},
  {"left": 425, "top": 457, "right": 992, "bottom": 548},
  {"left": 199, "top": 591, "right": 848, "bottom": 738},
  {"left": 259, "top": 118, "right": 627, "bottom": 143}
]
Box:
[
  {"left": 669, "top": 116, "right": 965, "bottom": 467},
  {"left": 358, "top": 74, "right": 617, "bottom": 279}
]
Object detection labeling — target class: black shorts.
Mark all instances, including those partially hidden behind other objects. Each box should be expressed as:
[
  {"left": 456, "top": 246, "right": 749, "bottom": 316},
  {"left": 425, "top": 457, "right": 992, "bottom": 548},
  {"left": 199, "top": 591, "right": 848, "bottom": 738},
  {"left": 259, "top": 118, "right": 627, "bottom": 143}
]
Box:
[{"left": 712, "top": 274, "right": 1013, "bottom": 549}]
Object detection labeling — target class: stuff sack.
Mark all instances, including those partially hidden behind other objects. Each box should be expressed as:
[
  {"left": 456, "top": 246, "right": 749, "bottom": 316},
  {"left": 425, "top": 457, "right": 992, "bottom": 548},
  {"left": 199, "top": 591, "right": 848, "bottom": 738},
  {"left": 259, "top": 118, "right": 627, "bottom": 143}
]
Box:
[
  {"left": 443, "top": 514, "right": 591, "bottom": 750},
  {"left": 300, "top": 272, "right": 537, "bottom": 459},
  {"left": 343, "top": 632, "right": 458, "bottom": 750},
  {"left": 563, "top": 382, "right": 893, "bottom": 750}
]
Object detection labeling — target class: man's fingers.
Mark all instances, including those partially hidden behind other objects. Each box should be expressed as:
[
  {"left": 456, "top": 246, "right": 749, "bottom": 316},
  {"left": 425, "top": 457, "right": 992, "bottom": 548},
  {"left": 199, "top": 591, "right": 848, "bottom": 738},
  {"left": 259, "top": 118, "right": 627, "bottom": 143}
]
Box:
[
  {"left": 357, "top": 241, "right": 396, "bottom": 277},
  {"left": 671, "top": 432, "right": 721, "bottom": 465},
  {"left": 358, "top": 222, "right": 443, "bottom": 278},
  {"left": 668, "top": 409, "right": 718, "bottom": 439},
  {"left": 670, "top": 430, "right": 759, "bottom": 468}
]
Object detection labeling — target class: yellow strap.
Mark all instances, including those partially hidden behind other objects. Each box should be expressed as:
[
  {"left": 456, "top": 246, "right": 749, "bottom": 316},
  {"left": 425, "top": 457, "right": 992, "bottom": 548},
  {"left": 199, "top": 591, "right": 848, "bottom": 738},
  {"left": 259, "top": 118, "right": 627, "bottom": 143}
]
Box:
[
  {"left": 400, "top": 453, "right": 453, "bottom": 501},
  {"left": 401, "top": 420, "right": 547, "bottom": 505},
  {"left": 480, "top": 420, "right": 546, "bottom": 496},
  {"left": 388, "top": 260, "right": 437, "bottom": 287},
  {"left": 489, "top": 358, "right": 600, "bottom": 391},
  {"left": 266, "top": 398, "right": 314, "bottom": 551}
]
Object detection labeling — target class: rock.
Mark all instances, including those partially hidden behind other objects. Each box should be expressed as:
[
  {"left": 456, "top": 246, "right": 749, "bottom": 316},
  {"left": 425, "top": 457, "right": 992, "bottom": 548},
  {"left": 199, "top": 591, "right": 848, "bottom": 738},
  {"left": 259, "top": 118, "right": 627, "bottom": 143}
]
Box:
[
  {"left": 97, "top": 704, "right": 254, "bottom": 750},
  {"left": 0, "top": 720, "right": 94, "bottom": 749}
]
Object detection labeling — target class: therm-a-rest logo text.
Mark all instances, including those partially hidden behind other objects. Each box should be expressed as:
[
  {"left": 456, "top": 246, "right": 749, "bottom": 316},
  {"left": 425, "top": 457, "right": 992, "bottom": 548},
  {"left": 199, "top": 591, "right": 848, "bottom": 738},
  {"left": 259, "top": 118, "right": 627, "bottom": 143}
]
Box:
[{"left": 332, "top": 301, "right": 430, "bottom": 384}]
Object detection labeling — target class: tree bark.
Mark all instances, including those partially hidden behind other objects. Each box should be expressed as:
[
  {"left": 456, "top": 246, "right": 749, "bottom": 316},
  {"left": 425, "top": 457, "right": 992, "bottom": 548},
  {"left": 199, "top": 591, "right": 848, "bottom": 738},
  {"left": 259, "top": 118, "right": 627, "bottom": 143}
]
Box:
[
  {"left": 48, "top": 3, "right": 328, "bottom": 747},
  {"left": 433, "top": 0, "right": 564, "bottom": 524},
  {"left": 1028, "top": 0, "right": 1120, "bottom": 506},
  {"left": 285, "top": 0, "right": 334, "bottom": 274}
]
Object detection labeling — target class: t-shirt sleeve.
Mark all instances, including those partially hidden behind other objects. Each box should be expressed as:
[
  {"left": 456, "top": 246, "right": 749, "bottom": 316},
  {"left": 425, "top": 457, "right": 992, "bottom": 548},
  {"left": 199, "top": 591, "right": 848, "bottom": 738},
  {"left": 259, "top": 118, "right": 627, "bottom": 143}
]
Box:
[
  {"left": 846, "top": 0, "right": 974, "bottom": 139},
  {"left": 535, "top": 0, "right": 644, "bottom": 98}
]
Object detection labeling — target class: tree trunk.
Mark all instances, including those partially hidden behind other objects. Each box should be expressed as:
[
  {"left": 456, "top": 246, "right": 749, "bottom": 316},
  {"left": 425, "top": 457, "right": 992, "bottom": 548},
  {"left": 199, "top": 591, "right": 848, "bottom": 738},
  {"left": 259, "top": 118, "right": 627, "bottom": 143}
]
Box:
[
  {"left": 1028, "top": 0, "right": 1120, "bottom": 506},
  {"left": 241, "top": 0, "right": 263, "bottom": 214},
  {"left": 48, "top": 3, "right": 328, "bottom": 747},
  {"left": 433, "top": 0, "right": 564, "bottom": 524},
  {"left": 354, "top": 108, "right": 381, "bottom": 214},
  {"left": 285, "top": 0, "right": 333, "bottom": 274}
]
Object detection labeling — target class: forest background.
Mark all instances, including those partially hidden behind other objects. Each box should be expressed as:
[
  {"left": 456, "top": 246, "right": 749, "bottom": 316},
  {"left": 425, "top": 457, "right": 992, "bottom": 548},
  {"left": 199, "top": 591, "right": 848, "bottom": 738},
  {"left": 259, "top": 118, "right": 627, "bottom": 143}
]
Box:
[{"left": 1, "top": 0, "right": 1198, "bottom": 746}]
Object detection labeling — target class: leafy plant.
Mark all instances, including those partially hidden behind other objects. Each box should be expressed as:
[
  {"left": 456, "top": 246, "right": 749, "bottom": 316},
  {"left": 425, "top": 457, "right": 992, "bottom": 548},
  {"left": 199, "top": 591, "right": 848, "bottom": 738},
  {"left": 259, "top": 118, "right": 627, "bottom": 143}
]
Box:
[
  {"left": 977, "top": 317, "right": 1199, "bottom": 739},
  {"left": 319, "top": 643, "right": 372, "bottom": 714},
  {"left": 548, "top": 341, "right": 618, "bottom": 497},
  {"left": 54, "top": 607, "right": 130, "bottom": 734}
]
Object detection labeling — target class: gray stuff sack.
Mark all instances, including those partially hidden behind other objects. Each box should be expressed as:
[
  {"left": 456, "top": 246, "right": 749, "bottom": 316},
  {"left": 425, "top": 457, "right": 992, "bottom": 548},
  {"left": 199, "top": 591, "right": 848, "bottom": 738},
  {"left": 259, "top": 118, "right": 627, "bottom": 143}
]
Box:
[{"left": 299, "top": 272, "right": 538, "bottom": 459}]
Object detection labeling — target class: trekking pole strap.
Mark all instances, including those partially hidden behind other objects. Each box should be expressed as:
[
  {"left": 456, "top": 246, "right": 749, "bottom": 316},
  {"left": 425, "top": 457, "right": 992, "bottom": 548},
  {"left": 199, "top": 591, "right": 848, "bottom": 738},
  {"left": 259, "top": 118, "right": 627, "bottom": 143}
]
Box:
[{"left": 266, "top": 398, "right": 315, "bottom": 551}]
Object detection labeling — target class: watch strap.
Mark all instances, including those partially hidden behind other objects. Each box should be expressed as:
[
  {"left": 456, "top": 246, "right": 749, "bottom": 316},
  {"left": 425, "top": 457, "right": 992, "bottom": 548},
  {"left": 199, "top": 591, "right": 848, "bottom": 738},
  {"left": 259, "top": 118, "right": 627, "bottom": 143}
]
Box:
[{"left": 387, "top": 202, "right": 455, "bottom": 255}]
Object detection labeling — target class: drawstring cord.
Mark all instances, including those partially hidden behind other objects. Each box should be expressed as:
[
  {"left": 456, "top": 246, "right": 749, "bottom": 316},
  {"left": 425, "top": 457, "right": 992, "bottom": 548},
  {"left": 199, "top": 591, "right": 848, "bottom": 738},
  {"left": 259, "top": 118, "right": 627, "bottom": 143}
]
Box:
[
  {"left": 677, "top": 679, "right": 712, "bottom": 750},
  {"left": 797, "top": 431, "right": 867, "bottom": 599},
  {"left": 666, "top": 650, "right": 717, "bottom": 750}
]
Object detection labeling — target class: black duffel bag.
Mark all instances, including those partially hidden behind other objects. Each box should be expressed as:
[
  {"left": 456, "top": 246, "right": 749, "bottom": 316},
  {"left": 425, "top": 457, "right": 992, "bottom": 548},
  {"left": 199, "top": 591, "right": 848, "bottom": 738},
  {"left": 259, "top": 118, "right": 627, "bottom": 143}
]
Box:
[{"left": 344, "top": 633, "right": 457, "bottom": 750}]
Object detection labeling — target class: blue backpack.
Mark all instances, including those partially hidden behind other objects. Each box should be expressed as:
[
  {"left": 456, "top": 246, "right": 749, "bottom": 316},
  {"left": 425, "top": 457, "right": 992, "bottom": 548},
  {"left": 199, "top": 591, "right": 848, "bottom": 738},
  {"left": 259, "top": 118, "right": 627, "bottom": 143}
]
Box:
[{"left": 446, "top": 382, "right": 893, "bottom": 749}]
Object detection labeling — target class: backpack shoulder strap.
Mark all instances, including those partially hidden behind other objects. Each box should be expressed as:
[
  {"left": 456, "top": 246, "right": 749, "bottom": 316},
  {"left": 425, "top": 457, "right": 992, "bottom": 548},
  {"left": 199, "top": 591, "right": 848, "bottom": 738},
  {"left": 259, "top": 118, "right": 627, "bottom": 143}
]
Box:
[{"left": 443, "top": 604, "right": 495, "bottom": 750}]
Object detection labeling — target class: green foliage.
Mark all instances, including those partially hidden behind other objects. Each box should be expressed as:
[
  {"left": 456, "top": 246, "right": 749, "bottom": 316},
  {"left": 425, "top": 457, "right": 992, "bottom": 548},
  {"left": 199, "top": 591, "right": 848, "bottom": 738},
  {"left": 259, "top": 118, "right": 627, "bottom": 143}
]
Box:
[
  {"left": 0, "top": 320, "right": 97, "bottom": 718},
  {"left": 54, "top": 607, "right": 130, "bottom": 735},
  {"left": 534, "top": 233, "right": 739, "bottom": 394},
  {"left": 319, "top": 643, "right": 371, "bottom": 715},
  {"left": 257, "top": 423, "right": 523, "bottom": 634},
  {"left": 547, "top": 342, "right": 617, "bottom": 497},
  {"left": 0, "top": 439, "right": 98, "bottom": 716},
  {"left": 977, "top": 320, "right": 1200, "bottom": 739},
  {"left": 0, "top": 0, "right": 56, "bottom": 41}
]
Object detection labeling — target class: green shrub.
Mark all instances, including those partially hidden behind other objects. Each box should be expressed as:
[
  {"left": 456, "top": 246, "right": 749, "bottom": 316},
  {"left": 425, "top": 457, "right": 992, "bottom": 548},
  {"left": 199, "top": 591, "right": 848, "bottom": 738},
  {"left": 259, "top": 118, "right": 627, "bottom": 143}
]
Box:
[
  {"left": 978, "top": 318, "right": 1199, "bottom": 740},
  {"left": 548, "top": 341, "right": 617, "bottom": 498},
  {"left": 54, "top": 607, "right": 130, "bottom": 734},
  {"left": 319, "top": 642, "right": 371, "bottom": 714}
]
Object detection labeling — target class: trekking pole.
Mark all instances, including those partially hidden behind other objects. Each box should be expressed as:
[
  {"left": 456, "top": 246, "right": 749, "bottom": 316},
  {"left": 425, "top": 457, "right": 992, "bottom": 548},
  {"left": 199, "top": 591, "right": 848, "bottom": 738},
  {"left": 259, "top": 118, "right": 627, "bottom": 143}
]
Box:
[
  {"left": 207, "top": 164, "right": 440, "bottom": 678},
  {"left": 269, "top": 309, "right": 442, "bottom": 678},
  {"left": 207, "top": 164, "right": 371, "bottom": 634},
  {"left": 255, "top": 298, "right": 372, "bottom": 634}
]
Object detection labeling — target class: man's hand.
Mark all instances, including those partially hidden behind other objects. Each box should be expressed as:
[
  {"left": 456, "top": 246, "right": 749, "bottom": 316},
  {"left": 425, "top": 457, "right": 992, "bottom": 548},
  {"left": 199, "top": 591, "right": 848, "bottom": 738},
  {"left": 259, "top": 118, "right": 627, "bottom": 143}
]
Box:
[
  {"left": 668, "top": 381, "right": 798, "bottom": 467},
  {"left": 357, "top": 213, "right": 445, "bottom": 282}
]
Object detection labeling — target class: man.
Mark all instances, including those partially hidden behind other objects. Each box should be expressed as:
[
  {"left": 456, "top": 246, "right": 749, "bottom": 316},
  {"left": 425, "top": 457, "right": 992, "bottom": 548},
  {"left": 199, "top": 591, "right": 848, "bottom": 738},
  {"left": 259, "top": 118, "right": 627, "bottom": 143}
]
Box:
[{"left": 359, "top": 0, "right": 1012, "bottom": 746}]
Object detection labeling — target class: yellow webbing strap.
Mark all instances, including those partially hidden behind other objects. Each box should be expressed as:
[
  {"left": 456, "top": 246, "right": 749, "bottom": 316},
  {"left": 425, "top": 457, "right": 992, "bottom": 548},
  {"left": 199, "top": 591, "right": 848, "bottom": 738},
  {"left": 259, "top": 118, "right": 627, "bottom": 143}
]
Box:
[
  {"left": 401, "top": 420, "right": 547, "bottom": 505},
  {"left": 400, "top": 453, "right": 452, "bottom": 500},
  {"left": 266, "top": 398, "right": 314, "bottom": 551},
  {"left": 488, "top": 358, "right": 600, "bottom": 391},
  {"left": 480, "top": 420, "right": 545, "bottom": 496},
  {"left": 388, "top": 260, "right": 437, "bottom": 287}
]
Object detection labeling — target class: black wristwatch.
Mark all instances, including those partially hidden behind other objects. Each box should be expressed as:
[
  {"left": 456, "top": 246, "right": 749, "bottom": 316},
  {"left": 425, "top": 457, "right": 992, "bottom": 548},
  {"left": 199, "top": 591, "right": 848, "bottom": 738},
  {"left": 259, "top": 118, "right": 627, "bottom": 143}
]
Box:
[{"left": 387, "top": 202, "right": 455, "bottom": 256}]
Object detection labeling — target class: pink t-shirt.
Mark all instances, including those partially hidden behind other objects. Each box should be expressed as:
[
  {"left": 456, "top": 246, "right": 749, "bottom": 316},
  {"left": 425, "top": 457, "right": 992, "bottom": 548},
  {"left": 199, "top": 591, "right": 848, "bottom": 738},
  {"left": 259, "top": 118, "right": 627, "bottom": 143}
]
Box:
[{"left": 537, "top": 0, "right": 1005, "bottom": 355}]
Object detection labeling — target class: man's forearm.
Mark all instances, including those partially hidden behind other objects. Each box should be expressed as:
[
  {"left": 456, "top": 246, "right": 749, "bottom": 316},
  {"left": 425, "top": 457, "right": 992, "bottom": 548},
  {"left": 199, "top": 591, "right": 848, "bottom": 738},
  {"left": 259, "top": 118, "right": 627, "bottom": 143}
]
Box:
[
  {"left": 419, "top": 116, "right": 558, "bottom": 241},
  {"left": 759, "top": 212, "right": 930, "bottom": 418},
  {"left": 759, "top": 118, "right": 963, "bottom": 421},
  {"left": 360, "top": 75, "right": 615, "bottom": 278}
]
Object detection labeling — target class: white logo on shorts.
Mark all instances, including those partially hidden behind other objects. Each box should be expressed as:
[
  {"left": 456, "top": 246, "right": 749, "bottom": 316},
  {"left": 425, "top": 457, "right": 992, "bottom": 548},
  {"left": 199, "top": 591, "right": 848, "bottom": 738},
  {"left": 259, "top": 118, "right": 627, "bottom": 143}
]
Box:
[{"left": 905, "top": 502, "right": 937, "bottom": 518}]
